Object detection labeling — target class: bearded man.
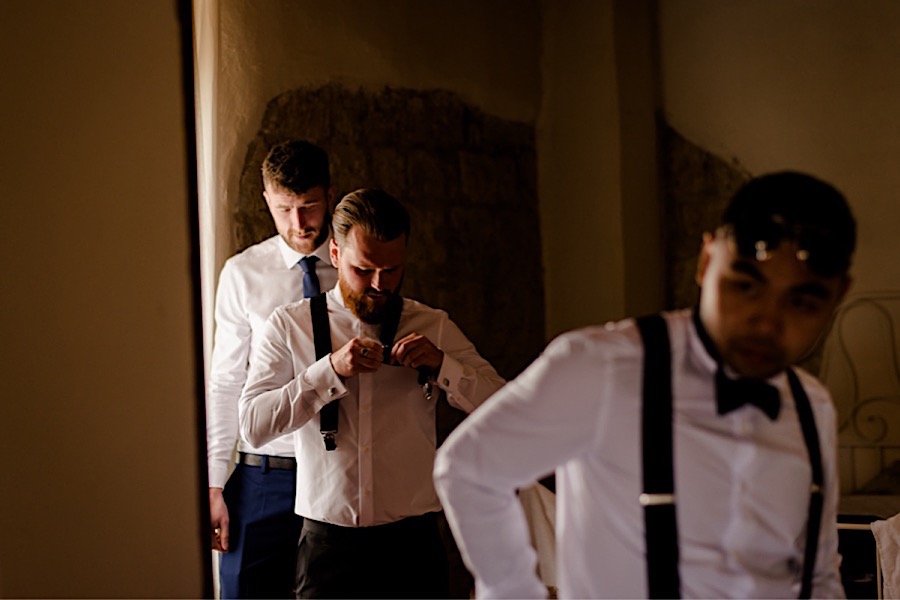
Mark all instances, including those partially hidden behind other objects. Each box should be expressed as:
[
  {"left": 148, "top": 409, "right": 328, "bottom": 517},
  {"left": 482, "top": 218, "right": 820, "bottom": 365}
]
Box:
[{"left": 239, "top": 188, "right": 505, "bottom": 599}]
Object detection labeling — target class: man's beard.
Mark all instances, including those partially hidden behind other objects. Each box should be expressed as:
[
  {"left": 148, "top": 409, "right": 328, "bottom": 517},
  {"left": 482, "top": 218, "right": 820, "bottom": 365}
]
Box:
[
  {"left": 285, "top": 214, "right": 330, "bottom": 254},
  {"left": 339, "top": 276, "right": 402, "bottom": 324}
]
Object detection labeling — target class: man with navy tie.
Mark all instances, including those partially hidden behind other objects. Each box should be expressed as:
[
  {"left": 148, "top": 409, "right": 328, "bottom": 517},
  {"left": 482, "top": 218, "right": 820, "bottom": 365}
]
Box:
[{"left": 207, "top": 140, "right": 337, "bottom": 598}]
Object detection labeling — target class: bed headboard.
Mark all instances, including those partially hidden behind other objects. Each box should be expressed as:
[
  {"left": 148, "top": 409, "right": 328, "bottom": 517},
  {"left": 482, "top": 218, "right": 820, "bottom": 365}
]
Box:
[{"left": 819, "top": 292, "right": 900, "bottom": 495}]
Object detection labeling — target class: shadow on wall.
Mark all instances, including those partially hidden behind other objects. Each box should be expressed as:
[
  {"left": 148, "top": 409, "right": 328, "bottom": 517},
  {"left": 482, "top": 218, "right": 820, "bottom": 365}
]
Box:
[{"left": 234, "top": 83, "right": 545, "bottom": 383}]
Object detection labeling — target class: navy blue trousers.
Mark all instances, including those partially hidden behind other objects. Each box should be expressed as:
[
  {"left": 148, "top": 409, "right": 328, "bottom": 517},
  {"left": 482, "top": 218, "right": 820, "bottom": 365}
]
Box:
[{"left": 219, "top": 462, "right": 303, "bottom": 599}]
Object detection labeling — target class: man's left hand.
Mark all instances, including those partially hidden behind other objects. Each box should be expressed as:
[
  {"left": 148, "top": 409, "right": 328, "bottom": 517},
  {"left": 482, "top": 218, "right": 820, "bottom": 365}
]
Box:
[{"left": 390, "top": 332, "right": 444, "bottom": 373}]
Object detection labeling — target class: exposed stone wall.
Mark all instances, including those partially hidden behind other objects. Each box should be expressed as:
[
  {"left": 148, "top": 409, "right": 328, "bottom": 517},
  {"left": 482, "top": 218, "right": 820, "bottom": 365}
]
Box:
[
  {"left": 233, "top": 83, "right": 544, "bottom": 381},
  {"left": 659, "top": 123, "right": 750, "bottom": 309}
]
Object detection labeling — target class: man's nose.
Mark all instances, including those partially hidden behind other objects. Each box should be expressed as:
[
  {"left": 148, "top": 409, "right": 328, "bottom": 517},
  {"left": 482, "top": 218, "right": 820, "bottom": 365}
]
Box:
[
  {"left": 290, "top": 209, "right": 306, "bottom": 230},
  {"left": 752, "top": 296, "right": 783, "bottom": 337},
  {"left": 371, "top": 271, "right": 384, "bottom": 291}
]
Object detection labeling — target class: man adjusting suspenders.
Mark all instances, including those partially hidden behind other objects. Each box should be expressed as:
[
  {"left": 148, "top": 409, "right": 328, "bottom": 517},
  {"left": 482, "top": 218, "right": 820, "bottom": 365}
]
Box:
[{"left": 637, "top": 313, "right": 824, "bottom": 599}]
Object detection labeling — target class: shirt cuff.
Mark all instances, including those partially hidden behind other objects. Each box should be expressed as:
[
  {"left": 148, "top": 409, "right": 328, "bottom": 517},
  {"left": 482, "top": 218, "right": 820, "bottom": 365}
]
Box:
[
  {"left": 476, "top": 576, "right": 549, "bottom": 599},
  {"left": 304, "top": 353, "right": 348, "bottom": 415},
  {"left": 208, "top": 462, "right": 230, "bottom": 489},
  {"left": 436, "top": 353, "right": 476, "bottom": 413}
]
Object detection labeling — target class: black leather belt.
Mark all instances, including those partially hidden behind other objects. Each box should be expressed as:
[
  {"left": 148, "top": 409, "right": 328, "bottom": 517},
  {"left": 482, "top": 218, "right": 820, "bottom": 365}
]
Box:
[
  {"left": 238, "top": 452, "right": 296, "bottom": 470},
  {"left": 302, "top": 512, "right": 439, "bottom": 539}
]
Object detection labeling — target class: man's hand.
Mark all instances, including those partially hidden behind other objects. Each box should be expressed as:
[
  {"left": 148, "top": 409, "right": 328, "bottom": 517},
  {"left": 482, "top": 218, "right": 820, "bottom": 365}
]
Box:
[
  {"left": 391, "top": 332, "right": 444, "bottom": 372},
  {"left": 330, "top": 337, "right": 385, "bottom": 378},
  {"left": 210, "top": 487, "right": 229, "bottom": 552}
]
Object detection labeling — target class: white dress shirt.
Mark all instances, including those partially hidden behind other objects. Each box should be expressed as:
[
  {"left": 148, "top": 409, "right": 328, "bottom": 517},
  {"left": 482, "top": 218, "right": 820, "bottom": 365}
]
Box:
[
  {"left": 434, "top": 309, "right": 844, "bottom": 599},
  {"left": 239, "top": 285, "right": 506, "bottom": 527},
  {"left": 206, "top": 235, "right": 337, "bottom": 488}
]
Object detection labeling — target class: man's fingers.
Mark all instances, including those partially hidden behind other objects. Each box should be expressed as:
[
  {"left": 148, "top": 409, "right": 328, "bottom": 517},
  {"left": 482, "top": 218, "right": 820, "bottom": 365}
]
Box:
[
  {"left": 392, "top": 335, "right": 438, "bottom": 369},
  {"left": 211, "top": 524, "right": 229, "bottom": 552}
]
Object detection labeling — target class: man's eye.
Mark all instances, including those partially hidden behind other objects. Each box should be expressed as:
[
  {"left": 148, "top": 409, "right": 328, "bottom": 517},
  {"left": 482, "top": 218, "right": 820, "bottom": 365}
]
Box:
[
  {"left": 790, "top": 295, "right": 823, "bottom": 314},
  {"left": 726, "top": 278, "right": 758, "bottom": 295},
  {"left": 355, "top": 268, "right": 373, "bottom": 276}
]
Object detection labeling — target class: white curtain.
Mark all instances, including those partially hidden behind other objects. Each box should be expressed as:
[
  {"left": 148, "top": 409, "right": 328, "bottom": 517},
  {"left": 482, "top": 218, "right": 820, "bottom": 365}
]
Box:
[
  {"left": 192, "top": 0, "right": 220, "bottom": 596},
  {"left": 193, "top": 0, "right": 218, "bottom": 378}
]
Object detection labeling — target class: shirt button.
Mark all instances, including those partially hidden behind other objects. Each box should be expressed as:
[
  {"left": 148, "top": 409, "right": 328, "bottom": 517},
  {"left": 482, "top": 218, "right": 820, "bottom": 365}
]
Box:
[{"left": 364, "top": 487, "right": 370, "bottom": 495}]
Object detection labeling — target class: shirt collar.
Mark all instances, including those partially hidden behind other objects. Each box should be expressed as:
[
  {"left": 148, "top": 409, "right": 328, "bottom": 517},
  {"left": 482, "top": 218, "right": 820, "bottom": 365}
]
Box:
[
  {"left": 328, "top": 282, "right": 347, "bottom": 308},
  {"left": 690, "top": 307, "right": 720, "bottom": 375},
  {"left": 276, "top": 235, "right": 333, "bottom": 270}
]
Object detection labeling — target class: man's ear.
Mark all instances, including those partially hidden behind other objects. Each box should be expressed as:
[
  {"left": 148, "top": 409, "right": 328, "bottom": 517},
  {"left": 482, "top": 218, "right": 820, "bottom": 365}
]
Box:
[
  {"left": 695, "top": 232, "right": 714, "bottom": 287},
  {"left": 329, "top": 237, "right": 340, "bottom": 268}
]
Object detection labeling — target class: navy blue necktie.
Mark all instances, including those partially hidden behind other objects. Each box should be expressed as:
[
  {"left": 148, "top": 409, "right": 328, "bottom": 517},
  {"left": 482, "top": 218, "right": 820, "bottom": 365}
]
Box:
[{"left": 299, "top": 256, "right": 320, "bottom": 298}]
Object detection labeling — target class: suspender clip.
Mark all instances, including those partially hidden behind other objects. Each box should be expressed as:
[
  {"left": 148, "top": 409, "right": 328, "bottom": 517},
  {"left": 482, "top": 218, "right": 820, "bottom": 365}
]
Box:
[
  {"left": 322, "top": 430, "right": 337, "bottom": 451},
  {"left": 640, "top": 493, "right": 676, "bottom": 506}
]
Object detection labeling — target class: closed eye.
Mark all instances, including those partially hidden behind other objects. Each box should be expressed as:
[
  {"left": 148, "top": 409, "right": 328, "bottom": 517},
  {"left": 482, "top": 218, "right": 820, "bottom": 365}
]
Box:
[
  {"left": 724, "top": 275, "right": 760, "bottom": 296},
  {"left": 788, "top": 283, "right": 831, "bottom": 313}
]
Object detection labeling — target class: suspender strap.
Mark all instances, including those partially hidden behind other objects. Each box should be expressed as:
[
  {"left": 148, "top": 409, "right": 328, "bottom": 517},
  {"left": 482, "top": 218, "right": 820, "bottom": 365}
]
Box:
[
  {"left": 787, "top": 368, "right": 824, "bottom": 599},
  {"left": 636, "top": 314, "right": 681, "bottom": 599},
  {"left": 635, "top": 316, "right": 823, "bottom": 598},
  {"left": 311, "top": 293, "right": 338, "bottom": 450},
  {"left": 378, "top": 295, "right": 404, "bottom": 362},
  {"left": 312, "top": 293, "right": 405, "bottom": 451}
]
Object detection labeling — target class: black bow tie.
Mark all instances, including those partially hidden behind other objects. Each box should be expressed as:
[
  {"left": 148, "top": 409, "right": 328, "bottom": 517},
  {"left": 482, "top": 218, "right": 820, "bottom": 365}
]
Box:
[{"left": 716, "top": 368, "right": 781, "bottom": 420}]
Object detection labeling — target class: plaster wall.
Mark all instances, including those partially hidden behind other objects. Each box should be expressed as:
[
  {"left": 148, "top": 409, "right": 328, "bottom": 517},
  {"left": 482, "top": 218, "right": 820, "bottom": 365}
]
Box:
[
  {"left": 0, "top": 1, "right": 205, "bottom": 596},
  {"left": 539, "top": 0, "right": 662, "bottom": 337},
  {"left": 539, "top": 0, "right": 626, "bottom": 337},
  {"left": 659, "top": 0, "right": 900, "bottom": 297}
]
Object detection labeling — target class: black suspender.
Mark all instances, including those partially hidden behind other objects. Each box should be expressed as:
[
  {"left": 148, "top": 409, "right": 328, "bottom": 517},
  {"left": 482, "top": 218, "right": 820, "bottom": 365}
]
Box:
[
  {"left": 789, "top": 368, "right": 824, "bottom": 599},
  {"left": 636, "top": 315, "right": 681, "bottom": 599},
  {"left": 311, "top": 293, "right": 404, "bottom": 451},
  {"left": 635, "top": 314, "right": 824, "bottom": 599},
  {"left": 311, "top": 294, "right": 337, "bottom": 450}
]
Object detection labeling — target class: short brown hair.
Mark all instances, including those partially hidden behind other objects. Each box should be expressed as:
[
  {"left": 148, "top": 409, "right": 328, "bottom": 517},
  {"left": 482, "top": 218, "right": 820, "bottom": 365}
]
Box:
[{"left": 261, "top": 140, "right": 330, "bottom": 194}]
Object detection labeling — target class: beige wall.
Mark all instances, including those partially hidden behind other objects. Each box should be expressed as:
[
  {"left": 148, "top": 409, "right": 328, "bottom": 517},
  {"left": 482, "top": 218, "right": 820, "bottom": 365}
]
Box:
[
  {"left": 539, "top": 0, "right": 626, "bottom": 337},
  {"left": 659, "top": 0, "right": 900, "bottom": 298},
  {"left": 0, "top": 1, "right": 205, "bottom": 597},
  {"left": 539, "top": 0, "right": 661, "bottom": 338}
]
